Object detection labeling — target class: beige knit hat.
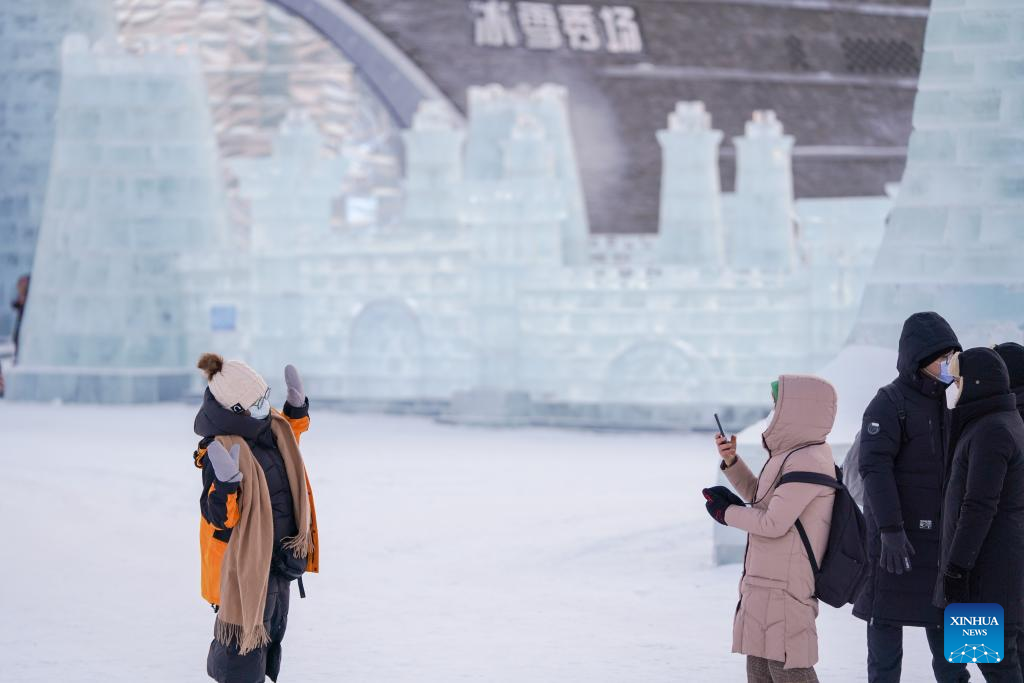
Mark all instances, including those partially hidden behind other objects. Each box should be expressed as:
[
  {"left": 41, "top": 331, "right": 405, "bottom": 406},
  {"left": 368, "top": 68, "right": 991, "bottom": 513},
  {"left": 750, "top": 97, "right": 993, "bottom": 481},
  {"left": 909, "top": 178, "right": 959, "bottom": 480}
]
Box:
[{"left": 197, "top": 353, "right": 269, "bottom": 413}]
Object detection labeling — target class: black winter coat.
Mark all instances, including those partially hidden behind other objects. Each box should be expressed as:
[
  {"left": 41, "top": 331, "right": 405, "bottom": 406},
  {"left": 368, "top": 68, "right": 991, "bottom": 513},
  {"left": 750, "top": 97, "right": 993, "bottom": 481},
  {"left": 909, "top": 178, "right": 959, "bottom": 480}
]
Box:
[
  {"left": 853, "top": 312, "right": 961, "bottom": 627},
  {"left": 934, "top": 393, "right": 1024, "bottom": 624},
  {"left": 196, "top": 388, "right": 309, "bottom": 577}
]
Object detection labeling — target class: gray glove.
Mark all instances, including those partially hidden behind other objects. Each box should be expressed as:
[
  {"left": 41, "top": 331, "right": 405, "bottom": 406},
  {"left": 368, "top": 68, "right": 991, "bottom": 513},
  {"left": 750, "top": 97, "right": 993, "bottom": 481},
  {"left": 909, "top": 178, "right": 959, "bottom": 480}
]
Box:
[
  {"left": 206, "top": 441, "right": 242, "bottom": 483},
  {"left": 285, "top": 364, "right": 305, "bottom": 408},
  {"left": 880, "top": 529, "right": 915, "bottom": 574}
]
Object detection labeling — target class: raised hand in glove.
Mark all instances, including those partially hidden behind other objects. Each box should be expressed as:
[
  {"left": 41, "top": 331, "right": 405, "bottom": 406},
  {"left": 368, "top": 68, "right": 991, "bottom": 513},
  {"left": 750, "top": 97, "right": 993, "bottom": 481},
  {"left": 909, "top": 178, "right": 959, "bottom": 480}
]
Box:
[
  {"left": 702, "top": 486, "right": 745, "bottom": 526},
  {"left": 879, "top": 529, "right": 916, "bottom": 575},
  {"left": 284, "top": 364, "right": 305, "bottom": 408},
  {"left": 206, "top": 441, "right": 242, "bottom": 484},
  {"left": 943, "top": 563, "right": 971, "bottom": 604}
]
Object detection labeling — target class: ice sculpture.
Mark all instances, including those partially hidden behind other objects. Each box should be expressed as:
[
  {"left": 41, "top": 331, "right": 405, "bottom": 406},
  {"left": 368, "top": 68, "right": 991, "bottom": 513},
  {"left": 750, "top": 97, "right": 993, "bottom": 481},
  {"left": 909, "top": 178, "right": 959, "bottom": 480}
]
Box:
[
  {"left": 464, "top": 84, "right": 590, "bottom": 265},
  {"left": 0, "top": 0, "right": 114, "bottom": 338},
  {"left": 849, "top": 0, "right": 1024, "bottom": 348},
  {"left": 655, "top": 102, "right": 725, "bottom": 269},
  {"left": 401, "top": 101, "right": 465, "bottom": 232},
  {"left": 453, "top": 111, "right": 567, "bottom": 419},
  {"left": 114, "top": 0, "right": 406, "bottom": 232},
  {"left": 730, "top": 111, "right": 797, "bottom": 272},
  {"left": 8, "top": 34, "right": 228, "bottom": 402},
  {"left": 9, "top": 67, "right": 890, "bottom": 420},
  {"left": 232, "top": 111, "right": 348, "bottom": 251}
]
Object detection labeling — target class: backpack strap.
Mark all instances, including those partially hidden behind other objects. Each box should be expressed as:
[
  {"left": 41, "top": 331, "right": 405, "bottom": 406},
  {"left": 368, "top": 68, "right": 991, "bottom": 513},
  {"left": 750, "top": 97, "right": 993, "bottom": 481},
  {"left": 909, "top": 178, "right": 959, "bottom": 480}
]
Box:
[
  {"left": 778, "top": 471, "right": 842, "bottom": 489},
  {"left": 778, "top": 470, "right": 842, "bottom": 577},
  {"left": 880, "top": 384, "right": 908, "bottom": 444},
  {"left": 793, "top": 520, "right": 820, "bottom": 576}
]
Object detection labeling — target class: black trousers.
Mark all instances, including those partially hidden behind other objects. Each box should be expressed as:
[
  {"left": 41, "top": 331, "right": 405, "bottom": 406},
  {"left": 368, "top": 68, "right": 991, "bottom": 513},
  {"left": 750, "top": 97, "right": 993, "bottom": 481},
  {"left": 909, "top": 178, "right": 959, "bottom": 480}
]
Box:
[
  {"left": 975, "top": 625, "right": 1024, "bottom": 683},
  {"left": 208, "top": 573, "right": 291, "bottom": 683},
  {"left": 867, "top": 621, "right": 970, "bottom": 683}
]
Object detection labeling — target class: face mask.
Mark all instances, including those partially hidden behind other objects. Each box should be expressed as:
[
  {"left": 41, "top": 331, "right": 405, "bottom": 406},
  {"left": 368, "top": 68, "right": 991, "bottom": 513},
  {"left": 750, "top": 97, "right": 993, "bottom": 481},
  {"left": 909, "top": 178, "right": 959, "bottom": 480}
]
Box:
[
  {"left": 937, "top": 357, "right": 955, "bottom": 385},
  {"left": 946, "top": 380, "right": 962, "bottom": 410},
  {"left": 249, "top": 389, "right": 271, "bottom": 420}
]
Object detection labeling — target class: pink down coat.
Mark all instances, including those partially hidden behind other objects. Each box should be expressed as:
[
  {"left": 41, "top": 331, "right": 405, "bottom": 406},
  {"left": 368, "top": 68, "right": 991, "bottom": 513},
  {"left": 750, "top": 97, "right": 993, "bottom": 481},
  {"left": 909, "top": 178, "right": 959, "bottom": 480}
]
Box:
[{"left": 723, "top": 374, "right": 838, "bottom": 669}]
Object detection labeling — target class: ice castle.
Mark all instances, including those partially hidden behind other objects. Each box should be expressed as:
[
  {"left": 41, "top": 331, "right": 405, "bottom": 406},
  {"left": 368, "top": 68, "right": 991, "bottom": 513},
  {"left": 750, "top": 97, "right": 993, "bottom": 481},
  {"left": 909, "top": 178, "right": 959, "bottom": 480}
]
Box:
[
  {"left": 166, "top": 84, "right": 890, "bottom": 428},
  {"left": 6, "top": 19, "right": 893, "bottom": 429}
]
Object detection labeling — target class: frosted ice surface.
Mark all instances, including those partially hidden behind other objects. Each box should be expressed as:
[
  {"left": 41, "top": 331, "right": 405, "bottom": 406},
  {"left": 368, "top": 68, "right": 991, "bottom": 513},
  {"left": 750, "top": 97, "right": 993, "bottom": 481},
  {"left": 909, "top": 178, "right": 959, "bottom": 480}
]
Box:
[
  {"left": 0, "top": 0, "right": 114, "bottom": 338},
  {"left": 655, "top": 102, "right": 725, "bottom": 269},
  {"left": 231, "top": 110, "right": 348, "bottom": 251},
  {"left": 850, "top": 0, "right": 1024, "bottom": 348},
  {"left": 9, "top": 34, "right": 227, "bottom": 402},
  {"left": 730, "top": 111, "right": 797, "bottom": 272},
  {"left": 464, "top": 84, "right": 589, "bottom": 265}
]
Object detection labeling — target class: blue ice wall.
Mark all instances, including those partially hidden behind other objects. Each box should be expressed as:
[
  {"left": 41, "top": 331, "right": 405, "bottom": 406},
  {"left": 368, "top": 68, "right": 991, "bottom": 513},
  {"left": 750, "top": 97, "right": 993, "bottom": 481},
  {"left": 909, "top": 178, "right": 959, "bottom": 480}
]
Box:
[
  {"left": 9, "top": 35, "right": 228, "bottom": 402},
  {"left": 0, "top": 0, "right": 113, "bottom": 338}
]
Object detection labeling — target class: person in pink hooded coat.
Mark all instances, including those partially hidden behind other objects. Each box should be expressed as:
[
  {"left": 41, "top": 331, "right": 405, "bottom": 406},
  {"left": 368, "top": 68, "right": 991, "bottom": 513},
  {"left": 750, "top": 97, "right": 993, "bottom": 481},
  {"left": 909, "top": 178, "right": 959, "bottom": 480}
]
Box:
[{"left": 705, "top": 374, "right": 839, "bottom": 683}]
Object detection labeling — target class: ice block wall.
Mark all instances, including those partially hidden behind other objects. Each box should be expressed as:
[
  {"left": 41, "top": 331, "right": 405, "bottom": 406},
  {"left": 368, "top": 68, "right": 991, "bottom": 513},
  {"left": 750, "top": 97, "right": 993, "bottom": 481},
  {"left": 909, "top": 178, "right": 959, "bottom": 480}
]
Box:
[
  {"left": 9, "top": 34, "right": 228, "bottom": 402},
  {"left": 232, "top": 110, "right": 347, "bottom": 251},
  {"left": 0, "top": 0, "right": 114, "bottom": 339},
  {"left": 655, "top": 102, "right": 726, "bottom": 270},
  {"left": 464, "top": 84, "right": 589, "bottom": 266},
  {"left": 401, "top": 101, "right": 465, "bottom": 233},
  {"left": 850, "top": 0, "right": 1024, "bottom": 348},
  {"left": 731, "top": 111, "right": 797, "bottom": 272}
]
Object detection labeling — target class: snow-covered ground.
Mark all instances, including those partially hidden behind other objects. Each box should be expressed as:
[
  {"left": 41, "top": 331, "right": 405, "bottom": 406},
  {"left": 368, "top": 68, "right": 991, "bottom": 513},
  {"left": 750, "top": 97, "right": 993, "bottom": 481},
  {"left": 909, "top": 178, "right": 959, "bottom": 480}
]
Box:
[{"left": 1, "top": 403, "right": 949, "bottom": 682}]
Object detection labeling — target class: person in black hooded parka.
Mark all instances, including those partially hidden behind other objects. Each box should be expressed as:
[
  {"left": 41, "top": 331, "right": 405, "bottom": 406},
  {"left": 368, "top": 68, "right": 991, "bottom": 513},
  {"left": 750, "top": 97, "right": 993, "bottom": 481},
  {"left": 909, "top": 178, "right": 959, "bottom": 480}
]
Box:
[
  {"left": 853, "top": 312, "right": 967, "bottom": 683},
  {"left": 935, "top": 347, "right": 1024, "bottom": 683},
  {"left": 993, "top": 342, "right": 1024, "bottom": 422}
]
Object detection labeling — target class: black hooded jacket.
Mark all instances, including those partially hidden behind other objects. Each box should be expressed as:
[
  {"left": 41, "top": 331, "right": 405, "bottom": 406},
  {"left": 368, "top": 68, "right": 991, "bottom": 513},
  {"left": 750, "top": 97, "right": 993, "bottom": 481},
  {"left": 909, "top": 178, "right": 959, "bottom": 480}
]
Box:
[
  {"left": 994, "top": 342, "right": 1024, "bottom": 422},
  {"left": 934, "top": 348, "right": 1024, "bottom": 624},
  {"left": 853, "top": 312, "right": 962, "bottom": 627},
  {"left": 195, "top": 388, "right": 308, "bottom": 574}
]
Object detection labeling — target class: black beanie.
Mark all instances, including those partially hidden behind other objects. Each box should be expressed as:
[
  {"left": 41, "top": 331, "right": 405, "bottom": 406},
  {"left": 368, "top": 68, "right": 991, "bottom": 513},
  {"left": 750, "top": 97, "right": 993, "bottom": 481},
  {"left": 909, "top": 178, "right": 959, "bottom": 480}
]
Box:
[
  {"left": 993, "top": 342, "right": 1024, "bottom": 389},
  {"left": 957, "top": 347, "right": 1011, "bottom": 406}
]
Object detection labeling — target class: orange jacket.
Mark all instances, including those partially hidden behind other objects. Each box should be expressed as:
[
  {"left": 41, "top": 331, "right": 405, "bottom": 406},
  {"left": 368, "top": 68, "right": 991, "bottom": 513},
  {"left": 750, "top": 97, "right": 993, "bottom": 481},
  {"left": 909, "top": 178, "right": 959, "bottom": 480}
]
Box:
[{"left": 194, "top": 409, "right": 319, "bottom": 606}]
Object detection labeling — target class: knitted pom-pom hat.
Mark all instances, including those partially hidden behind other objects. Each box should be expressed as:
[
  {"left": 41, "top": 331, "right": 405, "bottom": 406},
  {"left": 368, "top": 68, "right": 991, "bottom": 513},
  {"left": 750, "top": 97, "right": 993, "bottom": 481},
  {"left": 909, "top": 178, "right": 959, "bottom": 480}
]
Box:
[{"left": 197, "top": 353, "right": 269, "bottom": 414}]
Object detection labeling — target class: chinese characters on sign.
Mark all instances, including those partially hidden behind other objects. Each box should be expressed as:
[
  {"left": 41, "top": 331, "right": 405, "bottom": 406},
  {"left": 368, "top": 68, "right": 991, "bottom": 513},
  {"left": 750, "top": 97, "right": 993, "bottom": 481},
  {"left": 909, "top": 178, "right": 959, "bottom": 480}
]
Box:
[{"left": 470, "top": 1, "right": 643, "bottom": 53}]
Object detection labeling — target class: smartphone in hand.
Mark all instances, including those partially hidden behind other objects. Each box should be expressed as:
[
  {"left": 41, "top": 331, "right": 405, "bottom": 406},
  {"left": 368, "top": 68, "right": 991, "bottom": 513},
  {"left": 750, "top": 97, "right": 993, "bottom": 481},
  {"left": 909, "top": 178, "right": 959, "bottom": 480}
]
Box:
[{"left": 714, "top": 413, "right": 726, "bottom": 439}]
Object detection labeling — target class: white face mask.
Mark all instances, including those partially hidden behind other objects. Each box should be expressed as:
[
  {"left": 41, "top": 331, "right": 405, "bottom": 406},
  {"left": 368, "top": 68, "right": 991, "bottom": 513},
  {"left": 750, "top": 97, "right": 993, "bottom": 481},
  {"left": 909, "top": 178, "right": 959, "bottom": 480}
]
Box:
[
  {"left": 248, "top": 389, "right": 271, "bottom": 419},
  {"left": 946, "top": 381, "right": 962, "bottom": 410}
]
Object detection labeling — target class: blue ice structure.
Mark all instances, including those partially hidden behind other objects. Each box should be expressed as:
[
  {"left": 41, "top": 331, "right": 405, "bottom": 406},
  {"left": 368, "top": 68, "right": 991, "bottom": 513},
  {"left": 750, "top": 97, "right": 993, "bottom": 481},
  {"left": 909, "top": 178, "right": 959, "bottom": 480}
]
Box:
[
  {"left": 8, "top": 34, "right": 228, "bottom": 402},
  {"left": 178, "top": 83, "right": 890, "bottom": 428},
  {"left": 0, "top": 0, "right": 113, "bottom": 339},
  {"left": 850, "top": 0, "right": 1024, "bottom": 349}
]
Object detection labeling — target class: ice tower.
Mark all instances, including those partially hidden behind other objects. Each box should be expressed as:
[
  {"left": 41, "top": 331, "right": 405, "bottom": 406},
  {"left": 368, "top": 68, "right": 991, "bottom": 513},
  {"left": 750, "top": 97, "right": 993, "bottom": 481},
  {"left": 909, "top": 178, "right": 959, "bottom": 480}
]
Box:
[
  {"left": 851, "top": 0, "right": 1024, "bottom": 347},
  {"left": 232, "top": 110, "right": 347, "bottom": 250},
  {"left": 9, "top": 34, "right": 228, "bottom": 402},
  {"left": 655, "top": 102, "right": 726, "bottom": 269},
  {"left": 401, "top": 101, "right": 465, "bottom": 233},
  {"left": 445, "top": 95, "right": 569, "bottom": 425},
  {"left": 731, "top": 111, "right": 797, "bottom": 272},
  {"left": 0, "top": 0, "right": 114, "bottom": 339},
  {"left": 463, "top": 84, "right": 589, "bottom": 265}
]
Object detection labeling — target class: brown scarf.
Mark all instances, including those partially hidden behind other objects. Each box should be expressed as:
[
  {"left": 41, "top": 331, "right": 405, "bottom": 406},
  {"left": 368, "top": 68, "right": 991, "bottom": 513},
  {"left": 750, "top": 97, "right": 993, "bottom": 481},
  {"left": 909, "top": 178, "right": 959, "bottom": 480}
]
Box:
[{"left": 213, "top": 413, "right": 314, "bottom": 655}]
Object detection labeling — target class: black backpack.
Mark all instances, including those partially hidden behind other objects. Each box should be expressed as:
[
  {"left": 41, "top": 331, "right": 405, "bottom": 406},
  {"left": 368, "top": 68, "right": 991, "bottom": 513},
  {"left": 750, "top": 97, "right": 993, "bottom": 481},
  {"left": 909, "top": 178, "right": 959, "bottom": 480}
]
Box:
[{"left": 778, "top": 465, "right": 869, "bottom": 608}]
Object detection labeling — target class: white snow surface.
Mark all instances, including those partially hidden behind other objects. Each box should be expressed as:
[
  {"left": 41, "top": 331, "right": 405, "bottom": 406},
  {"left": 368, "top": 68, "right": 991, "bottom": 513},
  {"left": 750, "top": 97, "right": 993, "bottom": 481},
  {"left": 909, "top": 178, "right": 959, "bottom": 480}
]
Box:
[{"left": 1, "top": 403, "right": 949, "bottom": 682}]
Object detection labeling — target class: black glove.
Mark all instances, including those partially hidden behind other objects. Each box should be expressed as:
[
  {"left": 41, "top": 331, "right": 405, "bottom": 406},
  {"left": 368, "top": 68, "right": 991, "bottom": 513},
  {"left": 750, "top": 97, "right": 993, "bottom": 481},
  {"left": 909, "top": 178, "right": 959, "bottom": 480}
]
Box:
[
  {"left": 879, "top": 529, "right": 916, "bottom": 574},
  {"left": 943, "top": 563, "right": 971, "bottom": 604},
  {"left": 702, "top": 486, "right": 745, "bottom": 526}
]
